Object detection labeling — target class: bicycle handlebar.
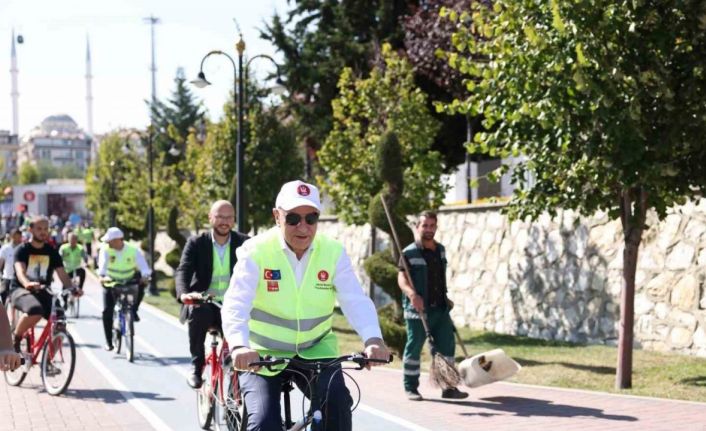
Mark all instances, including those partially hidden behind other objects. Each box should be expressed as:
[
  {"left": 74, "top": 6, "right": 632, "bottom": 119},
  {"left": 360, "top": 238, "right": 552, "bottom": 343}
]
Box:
[
  {"left": 182, "top": 293, "right": 222, "bottom": 308},
  {"left": 248, "top": 353, "right": 393, "bottom": 371}
]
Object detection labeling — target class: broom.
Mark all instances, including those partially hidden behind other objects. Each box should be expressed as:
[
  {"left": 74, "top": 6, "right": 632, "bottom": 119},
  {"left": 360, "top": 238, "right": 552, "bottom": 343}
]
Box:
[{"left": 380, "top": 197, "right": 461, "bottom": 390}]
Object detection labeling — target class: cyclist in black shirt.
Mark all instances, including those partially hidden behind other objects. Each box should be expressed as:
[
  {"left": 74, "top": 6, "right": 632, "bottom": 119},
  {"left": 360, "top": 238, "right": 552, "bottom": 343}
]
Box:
[{"left": 11, "top": 216, "right": 75, "bottom": 351}]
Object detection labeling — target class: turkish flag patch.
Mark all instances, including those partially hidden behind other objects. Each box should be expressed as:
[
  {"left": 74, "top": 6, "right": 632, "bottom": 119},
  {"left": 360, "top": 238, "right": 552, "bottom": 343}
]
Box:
[
  {"left": 317, "top": 270, "right": 329, "bottom": 282},
  {"left": 267, "top": 281, "right": 279, "bottom": 292}
]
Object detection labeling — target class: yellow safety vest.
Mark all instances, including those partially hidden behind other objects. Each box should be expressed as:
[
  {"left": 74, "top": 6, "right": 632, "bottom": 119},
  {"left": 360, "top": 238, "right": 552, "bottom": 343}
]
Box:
[
  {"left": 207, "top": 242, "right": 230, "bottom": 301},
  {"left": 105, "top": 244, "right": 138, "bottom": 287},
  {"left": 59, "top": 244, "right": 84, "bottom": 273},
  {"left": 248, "top": 229, "right": 343, "bottom": 375}
]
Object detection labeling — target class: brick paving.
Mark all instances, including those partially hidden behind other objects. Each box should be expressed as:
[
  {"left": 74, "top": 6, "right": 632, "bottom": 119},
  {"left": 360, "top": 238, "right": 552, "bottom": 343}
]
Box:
[
  {"left": 356, "top": 368, "right": 706, "bottom": 431},
  {"left": 0, "top": 341, "right": 153, "bottom": 431}
]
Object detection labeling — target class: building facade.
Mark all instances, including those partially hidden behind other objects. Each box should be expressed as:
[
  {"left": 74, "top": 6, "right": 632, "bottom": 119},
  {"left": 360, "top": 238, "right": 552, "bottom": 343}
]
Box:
[
  {"left": 18, "top": 114, "right": 92, "bottom": 173},
  {"left": 0, "top": 130, "right": 19, "bottom": 180}
]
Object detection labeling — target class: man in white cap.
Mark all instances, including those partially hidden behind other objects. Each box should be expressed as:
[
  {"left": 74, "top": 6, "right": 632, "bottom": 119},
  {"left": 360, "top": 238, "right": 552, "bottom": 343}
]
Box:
[
  {"left": 97, "top": 227, "right": 151, "bottom": 351},
  {"left": 222, "top": 180, "right": 390, "bottom": 431}
]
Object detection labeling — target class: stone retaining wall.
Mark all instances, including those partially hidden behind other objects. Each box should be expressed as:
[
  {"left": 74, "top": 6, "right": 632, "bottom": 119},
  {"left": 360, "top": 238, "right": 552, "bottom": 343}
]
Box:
[{"left": 318, "top": 200, "right": 706, "bottom": 357}]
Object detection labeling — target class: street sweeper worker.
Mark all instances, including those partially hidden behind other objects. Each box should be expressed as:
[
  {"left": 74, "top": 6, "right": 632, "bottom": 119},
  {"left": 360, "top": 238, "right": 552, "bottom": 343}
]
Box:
[
  {"left": 398, "top": 210, "right": 468, "bottom": 401},
  {"left": 222, "top": 180, "right": 390, "bottom": 431}
]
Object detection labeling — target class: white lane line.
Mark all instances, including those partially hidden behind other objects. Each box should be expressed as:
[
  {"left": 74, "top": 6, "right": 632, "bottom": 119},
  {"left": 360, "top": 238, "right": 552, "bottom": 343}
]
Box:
[
  {"left": 357, "top": 403, "right": 433, "bottom": 431},
  {"left": 72, "top": 330, "right": 173, "bottom": 431},
  {"left": 141, "top": 302, "right": 187, "bottom": 333},
  {"left": 134, "top": 333, "right": 192, "bottom": 380}
]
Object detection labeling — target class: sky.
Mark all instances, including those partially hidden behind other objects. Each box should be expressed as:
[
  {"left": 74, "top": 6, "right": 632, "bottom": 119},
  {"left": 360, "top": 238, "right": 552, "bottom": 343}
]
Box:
[{"left": 0, "top": 0, "right": 290, "bottom": 137}]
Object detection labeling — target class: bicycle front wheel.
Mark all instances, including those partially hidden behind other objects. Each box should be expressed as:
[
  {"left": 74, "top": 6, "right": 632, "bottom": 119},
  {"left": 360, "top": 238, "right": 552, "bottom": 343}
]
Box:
[
  {"left": 125, "top": 310, "right": 134, "bottom": 363},
  {"left": 40, "top": 329, "right": 76, "bottom": 395},
  {"left": 196, "top": 358, "right": 214, "bottom": 429},
  {"left": 213, "top": 367, "right": 245, "bottom": 431},
  {"left": 4, "top": 334, "right": 30, "bottom": 386}
]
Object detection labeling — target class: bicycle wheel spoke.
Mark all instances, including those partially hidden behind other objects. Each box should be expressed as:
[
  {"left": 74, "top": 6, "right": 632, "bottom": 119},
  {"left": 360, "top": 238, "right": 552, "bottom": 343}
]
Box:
[{"left": 41, "top": 330, "right": 76, "bottom": 395}]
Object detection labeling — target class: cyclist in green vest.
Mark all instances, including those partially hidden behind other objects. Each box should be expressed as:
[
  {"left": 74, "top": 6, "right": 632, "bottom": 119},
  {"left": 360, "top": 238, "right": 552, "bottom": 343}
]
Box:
[
  {"left": 77, "top": 222, "right": 95, "bottom": 262},
  {"left": 398, "top": 211, "right": 468, "bottom": 401},
  {"left": 58, "top": 233, "right": 87, "bottom": 292},
  {"left": 222, "top": 180, "right": 390, "bottom": 431},
  {"left": 97, "top": 227, "right": 151, "bottom": 351},
  {"left": 175, "top": 200, "right": 248, "bottom": 389}
]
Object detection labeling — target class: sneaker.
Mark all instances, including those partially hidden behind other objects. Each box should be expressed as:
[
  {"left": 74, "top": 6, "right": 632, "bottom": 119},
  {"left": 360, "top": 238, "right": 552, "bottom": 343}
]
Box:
[
  {"left": 132, "top": 310, "right": 140, "bottom": 322},
  {"left": 104, "top": 343, "right": 114, "bottom": 352},
  {"left": 405, "top": 390, "right": 423, "bottom": 401},
  {"left": 441, "top": 387, "right": 469, "bottom": 400},
  {"left": 187, "top": 373, "right": 203, "bottom": 389}
]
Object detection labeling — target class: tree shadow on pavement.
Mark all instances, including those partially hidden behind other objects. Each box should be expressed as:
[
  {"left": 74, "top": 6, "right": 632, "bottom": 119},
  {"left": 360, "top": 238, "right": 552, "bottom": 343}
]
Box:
[
  {"left": 514, "top": 357, "right": 615, "bottom": 375},
  {"left": 131, "top": 352, "right": 191, "bottom": 367},
  {"left": 64, "top": 388, "right": 175, "bottom": 403},
  {"left": 680, "top": 376, "right": 706, "bottom": 387},
  {"left": 428, "top": 396, "right": 637, "bottom": 422}
]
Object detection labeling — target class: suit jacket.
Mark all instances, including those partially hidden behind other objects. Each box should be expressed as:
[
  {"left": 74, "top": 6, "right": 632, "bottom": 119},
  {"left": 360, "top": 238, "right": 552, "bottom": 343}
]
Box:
[{"left": 175, "top": 230, "right": 249, "bottom": 323}]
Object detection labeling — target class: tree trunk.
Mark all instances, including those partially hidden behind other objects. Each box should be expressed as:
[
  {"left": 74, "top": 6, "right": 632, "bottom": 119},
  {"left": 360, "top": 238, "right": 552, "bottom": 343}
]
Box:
[{"left": 616, "top": 186, "right": 647, "bottom": 389}]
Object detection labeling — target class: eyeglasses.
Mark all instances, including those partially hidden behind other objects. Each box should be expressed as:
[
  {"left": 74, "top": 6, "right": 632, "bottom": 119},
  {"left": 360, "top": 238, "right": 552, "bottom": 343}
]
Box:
[
  {"left": 213, "top": 215, "right": 234, "bottom": 221},
  {"left": 284, "top": 212, "right": 320, "bottom": 226}
]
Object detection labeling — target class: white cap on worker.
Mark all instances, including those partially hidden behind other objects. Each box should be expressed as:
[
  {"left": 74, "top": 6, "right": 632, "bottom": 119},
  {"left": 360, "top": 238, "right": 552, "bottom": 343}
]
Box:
[
  {"left": 100, "top": 227, "right": 124, "bottom": 242},
  {"left": 275, "top": 180, "right": 321, "bottom": 211}
]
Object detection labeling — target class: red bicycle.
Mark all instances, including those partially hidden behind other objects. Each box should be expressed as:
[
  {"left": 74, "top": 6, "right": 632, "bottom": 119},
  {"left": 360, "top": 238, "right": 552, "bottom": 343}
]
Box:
[
  {"left": 185, "top": 294, "right": 242, "bottom": 431},
  {"left": 3, "top": 285, "right": 77, "bottom": 395}
]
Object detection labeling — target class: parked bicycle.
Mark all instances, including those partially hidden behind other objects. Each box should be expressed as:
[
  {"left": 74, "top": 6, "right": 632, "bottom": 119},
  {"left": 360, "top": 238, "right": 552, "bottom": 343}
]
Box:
[
  {"left": 111, "top": 281, "right": 140, "bottom": 363},
  {"left": 212, "top": 353, "right": 393, "bottom": 431},
  {"left": 183, "top": 294, "right": 235, "bottom": 431},
  {"left": 3, "top": 285, "right": 77, "bottom": 395}
]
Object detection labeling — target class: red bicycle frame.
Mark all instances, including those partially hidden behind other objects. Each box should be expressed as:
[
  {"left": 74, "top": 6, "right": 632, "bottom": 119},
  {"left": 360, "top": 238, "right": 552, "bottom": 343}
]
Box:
[
  {"left": 205, "top": 336, "right": 240, "bottom": 405},
  {"left": 21, "top": 314, "right": 58, "bottom": 365}
]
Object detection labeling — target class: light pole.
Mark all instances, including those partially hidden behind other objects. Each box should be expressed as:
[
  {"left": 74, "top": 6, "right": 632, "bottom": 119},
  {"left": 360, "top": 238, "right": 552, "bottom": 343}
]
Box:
[
  {"left": 146, "top": 128, "right": 157, "bottom": 295},
  {"left": 192, "top": 34, "right": 280, "bottom": 233},
  {"left": 109, "top": 160, "right": 117, "bottom": 226}
]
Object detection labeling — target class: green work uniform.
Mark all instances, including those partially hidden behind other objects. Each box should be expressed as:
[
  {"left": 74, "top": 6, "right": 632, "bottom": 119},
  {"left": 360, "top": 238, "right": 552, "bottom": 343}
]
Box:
[
  {"left": 401, "top": 242, "right": 455, "bottom": 392},
  {"left": 248, "top": 229, "right": 343, "bottom": 376},
  {"left": 59, "top": 243, "right": 84, "bottom": 273}
]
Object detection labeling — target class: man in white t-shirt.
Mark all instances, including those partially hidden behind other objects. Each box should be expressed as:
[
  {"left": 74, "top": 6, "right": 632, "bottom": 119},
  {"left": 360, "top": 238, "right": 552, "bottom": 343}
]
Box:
[{"left": 0, "top": 229, "right": 22, "bottom": 304}]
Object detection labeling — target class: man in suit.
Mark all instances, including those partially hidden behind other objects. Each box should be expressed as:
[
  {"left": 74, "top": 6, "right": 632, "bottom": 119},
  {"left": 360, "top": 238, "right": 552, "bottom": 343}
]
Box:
[{"left": 176, "top": 200, "right": 248, "bottom": 388}]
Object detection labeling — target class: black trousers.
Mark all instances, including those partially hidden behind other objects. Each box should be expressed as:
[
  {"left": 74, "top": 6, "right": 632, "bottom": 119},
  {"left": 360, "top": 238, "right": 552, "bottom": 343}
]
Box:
[
  {"left": 102, "top": 284, "right": 145, "bottom": 344},
  {"left": 239, "top": 359, "right": 353, "bottom": 431},
  {"left": 186, "top": 303, "right": 222, "bottom": 373},
  {"left": 66, "top": 268, "right": 86, "bottom": 289}
]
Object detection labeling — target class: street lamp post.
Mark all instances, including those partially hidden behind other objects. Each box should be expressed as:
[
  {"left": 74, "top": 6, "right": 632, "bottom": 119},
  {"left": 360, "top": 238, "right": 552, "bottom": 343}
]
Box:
[
  {"left": 109, "top": 160, "right": 117, "bottom": 226},
  {"left": 192, "top": 34, "right": 280, "bottom": 234},
  {"left": 147, "top": 129, "right": 157, "bottom": 295}
]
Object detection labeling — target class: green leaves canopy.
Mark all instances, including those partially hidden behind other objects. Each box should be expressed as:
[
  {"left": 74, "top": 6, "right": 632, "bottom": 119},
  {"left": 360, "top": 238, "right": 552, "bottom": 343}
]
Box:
[
  {"left": 319, "top": 44, "right": 445, "bottom": 225},
  {"left": 443, "top": 0, "right": 706, "bottom": 221}
]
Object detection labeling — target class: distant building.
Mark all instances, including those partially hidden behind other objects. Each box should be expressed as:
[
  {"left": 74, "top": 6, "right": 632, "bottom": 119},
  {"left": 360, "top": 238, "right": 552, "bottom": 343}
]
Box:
[
  {"left": 18, "top": 114, "right": 92, "bottom": 173},
  {"left": 0, "top": 130, "right": 19, "bottom": 180},
  {"left": 13, "top": 179, "right": 87, "bottom": 219}
]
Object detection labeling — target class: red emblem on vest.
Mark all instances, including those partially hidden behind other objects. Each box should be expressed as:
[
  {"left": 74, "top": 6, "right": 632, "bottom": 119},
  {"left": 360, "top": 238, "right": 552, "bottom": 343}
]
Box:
[
  {"left": 267, "top": 281, "right": 279, "bottom": 292},
  {"left": 317, "top": 270, "right": 329, "bottom": 282},
  {"left": 297, "top": 184, "right": 310, "bottom": 196}
]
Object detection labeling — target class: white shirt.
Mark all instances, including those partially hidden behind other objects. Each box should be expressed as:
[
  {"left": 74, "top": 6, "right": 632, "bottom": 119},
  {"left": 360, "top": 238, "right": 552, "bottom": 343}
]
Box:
[
  {"left": 97, "top": 243, "right": 152, "bottom": 278},
  {"left": 0, "top": 242, "right": 19, "bottom": 280},
  {"left": 222, "top": 229, "right": 382, "bottom": 349}
]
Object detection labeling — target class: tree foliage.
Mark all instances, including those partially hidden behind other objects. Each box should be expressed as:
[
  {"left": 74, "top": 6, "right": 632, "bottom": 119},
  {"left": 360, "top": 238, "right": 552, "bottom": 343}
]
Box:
[
  {"left": 17, "top": 163, "right": 39, "bottom": 185},
  {"left": 444, "top": 0, "right": 706, "bottom": 388},
  {"left": 261, "top": 0, "right": 416, "bottom": 153},
  {"left": 319, "top": 44, "right": 445, "bottom": 225},
  {"left": 17, "top": 161, "right": 83, "bottom": 185}
]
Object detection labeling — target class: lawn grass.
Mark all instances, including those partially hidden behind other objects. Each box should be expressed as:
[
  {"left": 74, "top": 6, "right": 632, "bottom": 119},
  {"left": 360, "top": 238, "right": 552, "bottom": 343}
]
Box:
[
  {"left": 332, "top": 310, "right": 706, "bottom": 403},
  {"left": 143, "top": 283, "right": 706, "bottom": 403},
  {"left": 143, "top": 276, "right": 181, "bottom": 318}
]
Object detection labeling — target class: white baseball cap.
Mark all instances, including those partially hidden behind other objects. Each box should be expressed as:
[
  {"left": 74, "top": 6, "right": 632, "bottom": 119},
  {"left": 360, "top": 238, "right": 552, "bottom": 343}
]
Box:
[
  {"left": 100, "top": 227, "right": 124, "bottom": 242},
  {"left": 275, "top": 180, "right": 321, "bottom": 211}
]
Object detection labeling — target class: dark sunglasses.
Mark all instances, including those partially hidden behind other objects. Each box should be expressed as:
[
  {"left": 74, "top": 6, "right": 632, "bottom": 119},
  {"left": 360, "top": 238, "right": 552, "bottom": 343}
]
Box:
[{"left": 285, "top": 212, "right": 320, "bottom": 226}]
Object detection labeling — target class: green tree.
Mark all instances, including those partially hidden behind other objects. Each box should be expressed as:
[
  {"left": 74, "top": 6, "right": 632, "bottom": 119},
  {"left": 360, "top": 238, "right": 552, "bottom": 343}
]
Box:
[
  {"left": 444, "top": 0, "right": 706, "bottom": 388},
  {"left": 17, "top": 163, "right": 39, "bottom": 185},
  {"left": 319, "top": 43, "right": 445, "bottom": 225},
  {"left": 148, "top": 68, "right": 206, "bottom": 248},
  {"left": 85, "top": 131, "right": 148, "bottom": 237},
  {"left": 262, "top": 0, "right": 416, "bottom": 167}
]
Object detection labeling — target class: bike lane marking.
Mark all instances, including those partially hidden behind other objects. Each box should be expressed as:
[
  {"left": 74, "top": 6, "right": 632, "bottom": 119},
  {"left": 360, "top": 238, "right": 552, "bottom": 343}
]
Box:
[
  {"left": 81, "top": 294, "right": 193, "bottom": 380},
  {"left": 71, "top": 329, "right": 173, "bottom": 431}
]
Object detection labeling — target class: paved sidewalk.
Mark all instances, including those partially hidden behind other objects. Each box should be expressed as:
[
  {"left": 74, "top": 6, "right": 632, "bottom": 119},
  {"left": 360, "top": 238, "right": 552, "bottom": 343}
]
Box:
[
  {"left": 0, "top": 336, "right": 153, "bottom": 431},
  {"left": 356, "top": 367, "right": 706, "bottom": 431}
]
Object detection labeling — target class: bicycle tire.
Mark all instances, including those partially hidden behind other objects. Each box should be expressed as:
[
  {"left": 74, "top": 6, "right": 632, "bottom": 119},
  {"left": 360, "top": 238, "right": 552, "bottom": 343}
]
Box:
[
  {"left": 213, "top": 370, "right": 245, "bottom": 431},
  {"left": 196, "top": 358, "right": 214, "bottom": 429},
  {"left": 40, "top": 329, "right": 76, "bottom": 395},
  {"left": 125, "top": 310, "right": 134, "bottom": 363},
  {"left": 3, "top": 334, "right": 30, "bottom": 386},
  {"left": 113, "top": 326, "right": 122, "bottom": 355}
]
